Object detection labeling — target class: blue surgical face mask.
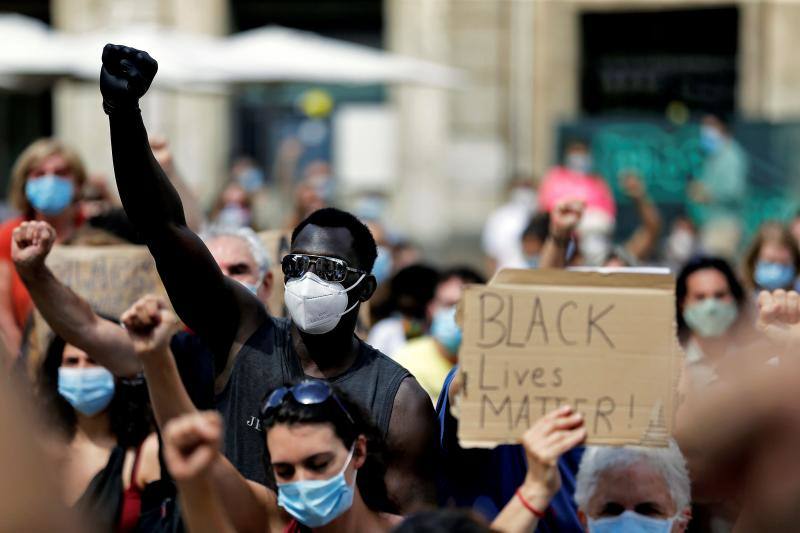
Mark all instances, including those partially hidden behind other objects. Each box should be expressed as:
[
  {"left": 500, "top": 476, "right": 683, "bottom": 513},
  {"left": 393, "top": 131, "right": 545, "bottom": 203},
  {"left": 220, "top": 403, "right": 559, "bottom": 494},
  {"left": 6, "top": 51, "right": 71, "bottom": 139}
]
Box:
[
  {"left": 682, "top": 298, "right": 738, "bottom": 338},
  {"left": 700, "top": 125, "right": 723, "bottom": 154},
  {"left": 431, "top": 306, "right": 462, "bottom": 355},
  {"left": 589, "top": 510, "right": 677, "bottom": 533},
  {"left": 217, "top": 203, "right": 251, "bottom": 228},
  {"left": 58, "top": 366, "right": 115, "bottom": 417},
  {"left": 371, "top": 246, "right": 393, "bottom": 285},
  {"left": 277, "top": 445, "right": 356, "bottom": 528},
  {"left": 754, "top": 261, "right": 797, "bottom": 291},
  {"left": 566, "top": 152, "right": 592, "bottom": 174},
  {"left": 524, "top": 254, "right": 540, "bottom": 269},
  {"left": 26, "top": 174, "right": 75, "bottom": 215},
  {"left": 240, "top": 280, "right": 260, "bottom": 296}
]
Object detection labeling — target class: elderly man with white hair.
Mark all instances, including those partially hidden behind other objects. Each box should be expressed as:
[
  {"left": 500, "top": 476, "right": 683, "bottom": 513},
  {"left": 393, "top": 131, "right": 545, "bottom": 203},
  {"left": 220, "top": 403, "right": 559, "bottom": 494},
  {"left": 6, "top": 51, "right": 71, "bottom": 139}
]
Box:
[
  {"left": 200, "top": 224, "right": 274, "bottom": 305},
  {"left": 574, "top": 441, "right": 692, "bottom": 532}
]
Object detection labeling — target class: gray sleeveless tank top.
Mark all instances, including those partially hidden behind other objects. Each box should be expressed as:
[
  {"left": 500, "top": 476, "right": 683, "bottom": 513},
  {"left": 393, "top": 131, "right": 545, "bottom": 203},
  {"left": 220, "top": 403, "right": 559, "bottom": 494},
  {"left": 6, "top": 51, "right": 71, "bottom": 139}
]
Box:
[{"left": 215, "top": 316, "right": 410, "bottom": 485}]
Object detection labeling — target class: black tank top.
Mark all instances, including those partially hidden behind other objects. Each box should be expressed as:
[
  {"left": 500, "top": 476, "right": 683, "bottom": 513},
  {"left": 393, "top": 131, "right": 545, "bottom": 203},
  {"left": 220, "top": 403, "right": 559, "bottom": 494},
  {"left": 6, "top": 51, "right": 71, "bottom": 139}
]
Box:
[
  {"left": 215, "top": 316, "right": 410, "bottom": 486},
  {"left": 74, "top": 445, "right": 125, "bottom": 532}
]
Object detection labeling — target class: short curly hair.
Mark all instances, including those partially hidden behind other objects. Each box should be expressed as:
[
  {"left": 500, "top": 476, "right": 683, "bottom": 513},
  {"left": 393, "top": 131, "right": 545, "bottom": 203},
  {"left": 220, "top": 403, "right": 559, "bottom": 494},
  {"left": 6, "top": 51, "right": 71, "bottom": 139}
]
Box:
[{"left": 291, "top": 207, "right": 377, "bottom": 272}]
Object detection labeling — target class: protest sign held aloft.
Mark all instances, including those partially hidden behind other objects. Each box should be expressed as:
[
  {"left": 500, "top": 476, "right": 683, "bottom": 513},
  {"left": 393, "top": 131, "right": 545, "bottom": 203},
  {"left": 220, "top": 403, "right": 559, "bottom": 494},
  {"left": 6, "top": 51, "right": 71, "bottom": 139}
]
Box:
[{"left": 456, "top": 268, "right": 682, "bottom": 448}]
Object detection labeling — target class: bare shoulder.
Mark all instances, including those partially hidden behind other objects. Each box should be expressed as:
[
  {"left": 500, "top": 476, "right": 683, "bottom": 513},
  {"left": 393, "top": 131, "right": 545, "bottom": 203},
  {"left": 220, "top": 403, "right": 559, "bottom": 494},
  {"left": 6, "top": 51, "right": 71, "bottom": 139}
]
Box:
[{"left": 391, "top": 376, "right": 434, "bottom": 424}]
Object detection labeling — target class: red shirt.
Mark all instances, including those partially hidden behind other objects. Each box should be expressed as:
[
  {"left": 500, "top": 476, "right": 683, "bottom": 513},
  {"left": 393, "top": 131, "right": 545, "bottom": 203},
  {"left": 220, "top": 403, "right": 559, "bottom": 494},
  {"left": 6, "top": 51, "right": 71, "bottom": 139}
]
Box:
[
  {"left": 0, "top": 216, "right": 33, "bottom": 329},
  {"left": 0, "top": 212, "right": 86, "bottom": 330}
]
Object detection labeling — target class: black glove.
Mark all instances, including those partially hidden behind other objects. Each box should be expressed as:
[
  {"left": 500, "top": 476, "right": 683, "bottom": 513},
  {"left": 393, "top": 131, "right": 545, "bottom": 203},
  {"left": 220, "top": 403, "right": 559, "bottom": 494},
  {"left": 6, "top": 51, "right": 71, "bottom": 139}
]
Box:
[{"left": 100, "top": 44, "right": 158, "bottom": 116}]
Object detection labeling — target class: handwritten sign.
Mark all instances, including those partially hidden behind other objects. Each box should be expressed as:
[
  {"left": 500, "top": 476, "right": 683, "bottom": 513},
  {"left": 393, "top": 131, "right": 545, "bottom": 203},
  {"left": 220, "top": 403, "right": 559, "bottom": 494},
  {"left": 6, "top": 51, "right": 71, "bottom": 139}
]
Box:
[
  {"left": 456, "top": 269, "right": 681, "bottom": 447},
  {"left": 46, "top": 245, "right": 167, "bottom": 318}
]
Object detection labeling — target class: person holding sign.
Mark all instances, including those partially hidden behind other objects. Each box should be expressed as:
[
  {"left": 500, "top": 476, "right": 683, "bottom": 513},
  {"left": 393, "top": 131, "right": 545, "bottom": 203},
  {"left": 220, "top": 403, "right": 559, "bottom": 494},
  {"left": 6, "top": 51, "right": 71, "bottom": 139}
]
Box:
[
  {"left": 98, "top": 44, "right": 436, "bottom": 512},
  {"left": 435, "top": 368, "right": 586, "bottom": 532}
]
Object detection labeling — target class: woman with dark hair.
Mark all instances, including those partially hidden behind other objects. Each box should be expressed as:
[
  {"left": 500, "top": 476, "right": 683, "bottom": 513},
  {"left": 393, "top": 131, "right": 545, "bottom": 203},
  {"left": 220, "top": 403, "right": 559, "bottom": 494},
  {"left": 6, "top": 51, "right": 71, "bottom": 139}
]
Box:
[
  {"left": 162, "top": 379, "right": 400, "bottom": 533},
  {"left": 675, "top": 256, "right": 755, "bottom": 390},
  {"left": 39, "top": 333, "right": 161, "bottom": 532}
]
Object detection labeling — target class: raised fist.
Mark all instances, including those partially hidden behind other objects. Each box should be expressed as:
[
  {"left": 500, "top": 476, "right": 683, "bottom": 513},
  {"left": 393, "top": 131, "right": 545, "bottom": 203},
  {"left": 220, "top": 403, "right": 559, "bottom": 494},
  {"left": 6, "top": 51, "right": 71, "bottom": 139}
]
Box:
[
  {"left": 621, "top": 172, "right": 646, "bottom": 200},
  {"left": 757, "top": 289, "right": 800, "bottom": 347},
  {"left": 11, "top": 221, "right": 56, "bottom": 273},
  {"left": 100, "top": 44, "right": 158, "bottom": 115},
  {"left": 550, "top": 199, "right": 585, "bottom": 241},
  {"left": 121, "top": 294, "right": 180, "bottom": 357},
  {"left": 163, "top": 411, "right": 223, "bottom": 481}
]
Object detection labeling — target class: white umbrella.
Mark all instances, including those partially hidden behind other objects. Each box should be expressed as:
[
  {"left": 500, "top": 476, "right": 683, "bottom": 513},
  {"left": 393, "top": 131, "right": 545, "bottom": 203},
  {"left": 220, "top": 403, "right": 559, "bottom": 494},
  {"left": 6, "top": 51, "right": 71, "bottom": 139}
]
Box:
[
  {"left": 61, "top": 24, "right": 228, "bottom": 89},
  {"left": 0, "top": 16, "right": 464, "bottom": 89},
  {"left": 0, "top": 14, "right": 74, "bottom": 76},
  {"left": 216, "top": 26, "right": 464, "bottom": 88}
]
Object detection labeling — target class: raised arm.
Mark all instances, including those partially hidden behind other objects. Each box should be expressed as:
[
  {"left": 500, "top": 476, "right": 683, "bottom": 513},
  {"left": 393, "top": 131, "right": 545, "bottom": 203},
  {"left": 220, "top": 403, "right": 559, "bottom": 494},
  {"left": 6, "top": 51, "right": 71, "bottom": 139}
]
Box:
[
  {"left": 162, "top": 412, "right": 250, "bottom": 533},
  {"left": 122, "top": 295, "right": 272, "bottom": 533},
  {"left": 621, "top": 174, "right": 662, "bottom": 261},
  {"left": 539, "top": 200, "right": 583, "bottom": 269},
  {"left": 12, "top": 221, "right": 141, "bottom": 377},
  {"left": 491, "top": 406, "right": 586, "bottom": 533},
  {"left": 99, "top": 44, "right": 263, "bottom": 358}
]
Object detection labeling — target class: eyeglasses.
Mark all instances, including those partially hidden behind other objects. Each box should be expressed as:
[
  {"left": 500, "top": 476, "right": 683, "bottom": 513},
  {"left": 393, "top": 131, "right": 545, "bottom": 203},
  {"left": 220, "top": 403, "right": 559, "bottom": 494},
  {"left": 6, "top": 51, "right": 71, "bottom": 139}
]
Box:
[
  {"left": 281, "top": 253, "right": 366, "bottom": 283},
  {"left": 259, "top": 379, "right": 355, "bottom": 426}
]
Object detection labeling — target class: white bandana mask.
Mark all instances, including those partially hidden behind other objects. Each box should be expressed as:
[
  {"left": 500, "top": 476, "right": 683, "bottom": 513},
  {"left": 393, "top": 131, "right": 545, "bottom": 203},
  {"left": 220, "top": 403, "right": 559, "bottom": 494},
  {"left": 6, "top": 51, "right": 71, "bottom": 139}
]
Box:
[{"left": 284, "top": 271, "right": 365, "bottom": 334}]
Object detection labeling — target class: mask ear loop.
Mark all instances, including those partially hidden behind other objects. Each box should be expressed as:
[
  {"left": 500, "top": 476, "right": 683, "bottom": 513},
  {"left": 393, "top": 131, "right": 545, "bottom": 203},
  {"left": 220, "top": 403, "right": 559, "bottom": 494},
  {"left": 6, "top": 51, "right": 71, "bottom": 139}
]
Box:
[
  {"left": 340, "top": 444, "right": 358, "bottom": 487},
  {"left": 335, "top": 273, "right": 367, "bottom": 318}
]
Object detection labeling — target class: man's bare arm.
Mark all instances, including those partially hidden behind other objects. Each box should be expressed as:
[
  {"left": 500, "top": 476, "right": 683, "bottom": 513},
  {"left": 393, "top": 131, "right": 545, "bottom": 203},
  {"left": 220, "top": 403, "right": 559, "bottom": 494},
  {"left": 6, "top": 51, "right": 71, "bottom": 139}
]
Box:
[
  {"left": 101, "top": 44, "right": 264, "bottom": 360},
  {"left": 385, "top": 376, "right": 438, "bottom": 512}
]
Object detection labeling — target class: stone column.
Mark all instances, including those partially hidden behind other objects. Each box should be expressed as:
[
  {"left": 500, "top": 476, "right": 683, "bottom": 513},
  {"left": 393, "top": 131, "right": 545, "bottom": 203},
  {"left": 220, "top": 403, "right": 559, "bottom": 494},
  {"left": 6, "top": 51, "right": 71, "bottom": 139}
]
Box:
[
  {"left": 385, "top": 0, "right": 451, "bottom": 246},
  {"left": 51, "top": 0, "right": 230, "bottom": 207}
]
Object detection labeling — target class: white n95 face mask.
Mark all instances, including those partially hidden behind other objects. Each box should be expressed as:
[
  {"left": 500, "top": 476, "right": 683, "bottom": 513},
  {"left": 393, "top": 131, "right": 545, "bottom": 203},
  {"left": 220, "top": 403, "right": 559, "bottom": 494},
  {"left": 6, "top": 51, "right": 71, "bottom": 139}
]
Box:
[{"left": 284, "top": 272, "right": 365, "bottom": 334}]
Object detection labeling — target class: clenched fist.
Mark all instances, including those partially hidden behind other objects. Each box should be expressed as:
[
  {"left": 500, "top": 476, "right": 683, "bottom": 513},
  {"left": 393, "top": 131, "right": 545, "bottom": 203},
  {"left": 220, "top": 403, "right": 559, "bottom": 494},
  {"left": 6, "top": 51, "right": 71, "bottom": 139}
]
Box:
[
  {"left": 163, "top": 411, "right": 223, "bottom": 481},
  {"left": 757, "top": 289, "right": 800, "bottom": 348},
  {"left": 549, "top": 199, "right": 585, "bottom": 242},
  {"left": 121, "top": 295, "right": 180, "bottom": 357},
  {"left": 100, "top": 44, "right": 158, "bottom": 115},
  {"left": 11, "top": 221, "right": 56, "bottom": 274}
]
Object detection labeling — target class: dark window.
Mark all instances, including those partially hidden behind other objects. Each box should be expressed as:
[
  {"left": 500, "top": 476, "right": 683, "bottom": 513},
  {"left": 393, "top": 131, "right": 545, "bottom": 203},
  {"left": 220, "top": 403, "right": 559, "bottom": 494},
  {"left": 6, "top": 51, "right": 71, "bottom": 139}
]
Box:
[{"left": 580, "top": 6, "right": 739, "bottom": 115}]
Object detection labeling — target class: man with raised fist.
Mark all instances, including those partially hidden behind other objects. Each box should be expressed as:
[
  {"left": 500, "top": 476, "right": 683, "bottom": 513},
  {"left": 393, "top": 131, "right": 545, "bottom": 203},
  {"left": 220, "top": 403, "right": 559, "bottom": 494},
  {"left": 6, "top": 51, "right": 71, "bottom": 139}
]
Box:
[{"left": 99, "top": 44, "right": 436, "bottom": 513}]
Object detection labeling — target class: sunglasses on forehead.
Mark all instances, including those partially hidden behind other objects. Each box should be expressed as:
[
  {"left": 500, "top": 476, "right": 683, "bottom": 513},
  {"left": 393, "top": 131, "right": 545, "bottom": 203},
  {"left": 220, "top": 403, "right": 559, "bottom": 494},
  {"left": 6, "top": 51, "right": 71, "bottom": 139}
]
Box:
[
  {"left": 281, "top": 253, "right": 366, "bottom": 283},
  {"left": 259, "top": 379, "right": 356, "bottom": 426}
]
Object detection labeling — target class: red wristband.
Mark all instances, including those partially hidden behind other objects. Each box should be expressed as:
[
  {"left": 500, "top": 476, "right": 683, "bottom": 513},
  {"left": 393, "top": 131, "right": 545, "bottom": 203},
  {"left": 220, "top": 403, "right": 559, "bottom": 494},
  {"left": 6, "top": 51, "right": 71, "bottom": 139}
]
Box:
[{"left": 516, "top": 488, "right": 546, "bottom": 518}]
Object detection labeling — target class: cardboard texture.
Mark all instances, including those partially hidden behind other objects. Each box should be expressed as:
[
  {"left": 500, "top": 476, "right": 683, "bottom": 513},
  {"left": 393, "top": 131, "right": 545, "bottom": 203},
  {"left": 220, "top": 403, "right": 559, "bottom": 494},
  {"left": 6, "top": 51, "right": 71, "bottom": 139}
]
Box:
[
  {"left": 456, "top": 268, "right": 682, "bottom": 448},
  {"left": 26, "top": 245, "right": 169, "bottom": 378}
]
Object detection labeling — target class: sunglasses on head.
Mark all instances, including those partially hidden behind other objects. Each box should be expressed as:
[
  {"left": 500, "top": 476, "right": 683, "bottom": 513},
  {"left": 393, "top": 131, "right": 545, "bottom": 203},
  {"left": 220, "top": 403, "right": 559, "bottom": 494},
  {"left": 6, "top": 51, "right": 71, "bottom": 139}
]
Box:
[
  {"left": 259, "top": 379, "right": 355, "bottom": 426},
  {"left": 281, "top": 253, "right": 366, "bottom": 283}
]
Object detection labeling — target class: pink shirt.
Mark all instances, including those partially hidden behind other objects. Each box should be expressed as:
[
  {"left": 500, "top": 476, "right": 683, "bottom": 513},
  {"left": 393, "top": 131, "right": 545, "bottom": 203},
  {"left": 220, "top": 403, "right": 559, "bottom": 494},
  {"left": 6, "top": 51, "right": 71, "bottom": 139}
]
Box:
[{"left": 537, "top": 166, "right": 616, "bottom": 219}]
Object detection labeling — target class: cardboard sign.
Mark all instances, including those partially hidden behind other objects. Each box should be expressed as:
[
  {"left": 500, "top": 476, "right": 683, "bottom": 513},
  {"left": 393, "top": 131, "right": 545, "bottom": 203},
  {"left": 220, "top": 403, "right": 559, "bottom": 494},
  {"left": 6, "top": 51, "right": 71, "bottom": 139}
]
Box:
[
  {"left": 25, "top": 245, "right": 168, "bottom": 378},
  {"left": 456, "top": 268, "right": 682, "bottom": 448},
  {"left": 45, "top": 245, "right": 168, "bottom": 318}
]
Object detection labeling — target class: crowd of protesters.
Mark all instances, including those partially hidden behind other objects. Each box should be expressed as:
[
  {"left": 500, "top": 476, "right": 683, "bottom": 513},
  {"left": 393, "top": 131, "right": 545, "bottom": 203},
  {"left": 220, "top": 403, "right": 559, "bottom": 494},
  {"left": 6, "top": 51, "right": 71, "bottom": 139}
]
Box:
[{"left": 1, "top": 43, "right": 800, "bottom": 533}]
